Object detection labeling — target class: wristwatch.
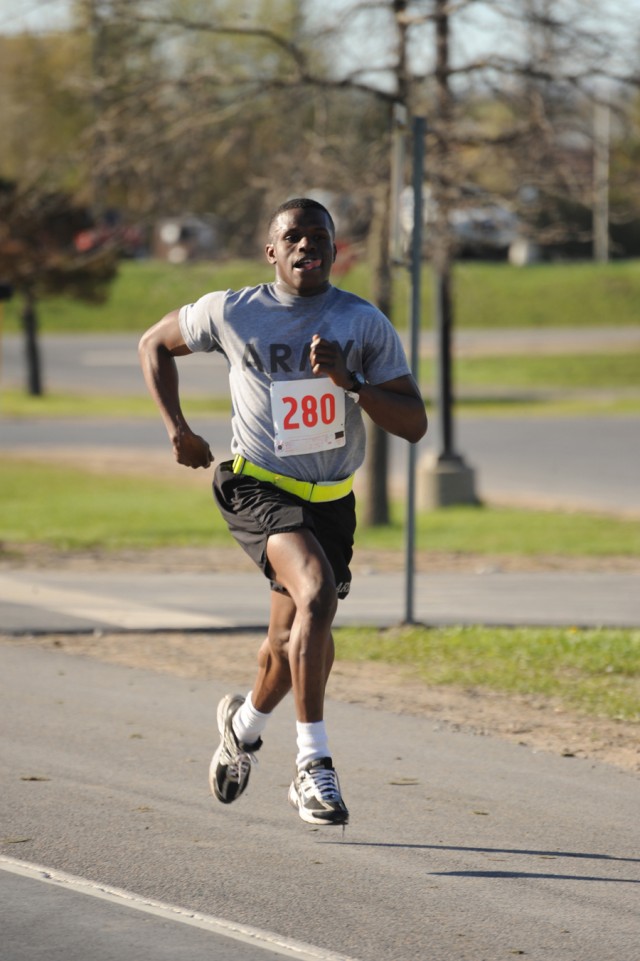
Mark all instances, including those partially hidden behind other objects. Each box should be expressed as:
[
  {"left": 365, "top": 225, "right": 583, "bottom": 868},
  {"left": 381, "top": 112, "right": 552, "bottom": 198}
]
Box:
[{"left": 345, "top": 370, "right": 366, "bottom": 402}]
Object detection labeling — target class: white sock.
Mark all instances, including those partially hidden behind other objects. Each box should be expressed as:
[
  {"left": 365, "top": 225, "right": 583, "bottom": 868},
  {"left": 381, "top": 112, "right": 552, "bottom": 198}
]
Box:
[
  {"left": 232, "top": 692, "right": 269, "bottom": 745},
  {"left": 296, "top": 720, "right": 330, "bottom": 770}
]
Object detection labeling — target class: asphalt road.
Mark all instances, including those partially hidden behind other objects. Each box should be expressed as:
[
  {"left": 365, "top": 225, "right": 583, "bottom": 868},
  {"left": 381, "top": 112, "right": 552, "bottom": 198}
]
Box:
[
  {"left": 2, "top": 642, "right": 639, "bottom": 961},
  {"left": 2, "top": 567, "right": 640, "bottom": 634}
]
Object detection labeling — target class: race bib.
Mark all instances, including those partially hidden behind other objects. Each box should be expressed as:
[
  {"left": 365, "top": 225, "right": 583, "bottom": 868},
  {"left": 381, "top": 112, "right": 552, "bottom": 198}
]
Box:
[{"left": 270, "top": 378, "right": 346, "bottom": 457}]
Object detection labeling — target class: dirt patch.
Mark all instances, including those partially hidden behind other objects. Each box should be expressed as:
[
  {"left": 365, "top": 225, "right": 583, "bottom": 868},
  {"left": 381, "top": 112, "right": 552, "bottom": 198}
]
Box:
[{"left": 3, "top": 627, "right": 637, "bottom": 776}]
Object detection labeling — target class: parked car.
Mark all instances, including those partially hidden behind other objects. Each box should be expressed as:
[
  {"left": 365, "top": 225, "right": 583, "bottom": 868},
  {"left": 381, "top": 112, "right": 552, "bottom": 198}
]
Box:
[
  {"left": 399, "top": 184, "right": 523, "bottom": 260},
  {"left": 153, "top": 215, "right": 221, "bottom": 263}
]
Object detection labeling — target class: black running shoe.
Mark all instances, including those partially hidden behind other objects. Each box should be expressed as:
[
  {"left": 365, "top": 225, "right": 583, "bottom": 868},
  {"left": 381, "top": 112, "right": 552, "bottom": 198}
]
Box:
[
  {"left": 209, "top": 694, "right": 261, "bottom": 804},
  {"left": 288, "top": 757, "right": 349, "bottom": 825}
]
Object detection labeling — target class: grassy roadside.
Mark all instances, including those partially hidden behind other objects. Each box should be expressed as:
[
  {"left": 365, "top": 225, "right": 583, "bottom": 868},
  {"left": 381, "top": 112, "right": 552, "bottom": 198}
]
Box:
[
  {"left": 3, "top": 258, "right": 640, "bottom": 333},
  {"left": 0, "top": 389, "right": 231, "bottom": 419},
  {"left": 3, "top": 389, "right": 639, "bottom": 420},
  {"left": 334, "top": 625, "right": 639, "bottom": 723},
  {"left": 2, "top": 458, "right": 639, "bottom": 556}
]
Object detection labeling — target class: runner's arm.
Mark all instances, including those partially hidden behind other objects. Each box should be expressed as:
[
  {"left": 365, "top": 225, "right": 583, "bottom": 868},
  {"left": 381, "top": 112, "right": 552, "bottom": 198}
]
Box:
[
  {"left": 356, "top": 374, "right": 428, "bottom": 443},
  {"left": 138, "top": 310, "right": 213, "bottom": 469},
  {"left": 310, "top": 335, "right": 427, "bottom": 442}
]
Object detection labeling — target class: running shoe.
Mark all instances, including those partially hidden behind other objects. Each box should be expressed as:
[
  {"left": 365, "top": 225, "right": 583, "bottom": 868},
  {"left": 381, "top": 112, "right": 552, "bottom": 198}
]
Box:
[
  {"left": 288, "top": 757, "right": 349, "bottom": 825},
  {"left": 209, "top": 693, "right": 262, "bottom": 804}
]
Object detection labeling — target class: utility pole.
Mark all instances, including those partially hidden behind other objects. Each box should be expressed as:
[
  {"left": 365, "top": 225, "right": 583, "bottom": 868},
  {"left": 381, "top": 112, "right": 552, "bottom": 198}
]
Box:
[{"left": 418, "top": 0, "right": 477, "bottom": 508}]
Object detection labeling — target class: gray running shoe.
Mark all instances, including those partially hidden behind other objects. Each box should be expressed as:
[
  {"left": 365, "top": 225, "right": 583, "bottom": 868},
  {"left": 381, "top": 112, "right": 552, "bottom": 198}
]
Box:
[
  {"left": 209, "top": 694, "right": 261, "bottom": 804},
  {"left": 288, "top": 757, "right": 349, "bottom": 825}
]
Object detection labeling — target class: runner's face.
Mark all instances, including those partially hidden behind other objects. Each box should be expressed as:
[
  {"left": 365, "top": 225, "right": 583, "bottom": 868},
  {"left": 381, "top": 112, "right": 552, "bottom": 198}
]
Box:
[{"left": 265, "top": 207, "right": 336, "bottom": 296}]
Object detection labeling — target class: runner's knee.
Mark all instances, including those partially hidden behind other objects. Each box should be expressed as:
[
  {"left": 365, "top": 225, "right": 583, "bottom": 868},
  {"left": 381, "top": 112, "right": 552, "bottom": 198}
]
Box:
[
  {"left": 297, "top": 576, "right": 338, "bottom": 625},
  {"left": 266, "top": 626, "right": 292, "bottom": 659}
]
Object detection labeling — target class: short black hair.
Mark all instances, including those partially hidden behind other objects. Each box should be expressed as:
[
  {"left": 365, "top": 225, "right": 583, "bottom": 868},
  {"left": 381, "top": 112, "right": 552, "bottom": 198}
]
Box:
[{"left": 268, "top": 197, "right": 335, "bottom": 239}]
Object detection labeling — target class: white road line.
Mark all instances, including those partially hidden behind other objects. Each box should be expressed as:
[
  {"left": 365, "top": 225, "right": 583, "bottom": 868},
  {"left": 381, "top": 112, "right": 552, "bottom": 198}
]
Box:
[
  {"left": 0, "top": 574, "right": 228, "bottom": 630},
  {"left": 0, "top": 856, "right": 360, "bottom": 961}
]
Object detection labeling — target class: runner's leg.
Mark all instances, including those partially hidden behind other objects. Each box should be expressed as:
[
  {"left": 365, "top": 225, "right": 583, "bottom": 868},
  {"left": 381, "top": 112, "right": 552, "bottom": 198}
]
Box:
[
  {"left": 251, "top": 591, "right": 295, "bottom": 714},
  {"left": 265, "top": 529, "right": 337, "bottom": 723}
]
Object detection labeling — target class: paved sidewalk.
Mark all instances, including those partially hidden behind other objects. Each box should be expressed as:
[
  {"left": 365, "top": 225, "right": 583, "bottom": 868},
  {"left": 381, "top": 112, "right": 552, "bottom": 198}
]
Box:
[{"left": 1, "top": 567, "right": 638, "bottom": 634}]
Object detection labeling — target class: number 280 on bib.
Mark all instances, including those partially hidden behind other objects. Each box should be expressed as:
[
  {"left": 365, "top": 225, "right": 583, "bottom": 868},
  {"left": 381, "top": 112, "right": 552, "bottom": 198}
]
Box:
[{"left": 270, "top": 378, "right": 346, "bottom": 457}]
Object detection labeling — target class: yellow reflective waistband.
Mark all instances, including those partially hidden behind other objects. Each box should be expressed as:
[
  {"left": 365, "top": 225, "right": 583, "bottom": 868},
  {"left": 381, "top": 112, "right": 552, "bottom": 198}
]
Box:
[{"left": 232, "top": 455, "right": 354, "bottom": 503}]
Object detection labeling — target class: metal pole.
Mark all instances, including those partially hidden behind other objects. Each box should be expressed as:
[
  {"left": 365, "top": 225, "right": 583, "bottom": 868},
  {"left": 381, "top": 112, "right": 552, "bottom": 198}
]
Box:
[{"left": 404, "top": 115, "right": 425, "bottom": 625}]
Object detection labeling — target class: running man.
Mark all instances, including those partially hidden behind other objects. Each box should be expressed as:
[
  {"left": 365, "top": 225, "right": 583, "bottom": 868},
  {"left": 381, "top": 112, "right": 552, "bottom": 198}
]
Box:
[{"left": 139, "top": 197, "right": 427, "bottom": 825}]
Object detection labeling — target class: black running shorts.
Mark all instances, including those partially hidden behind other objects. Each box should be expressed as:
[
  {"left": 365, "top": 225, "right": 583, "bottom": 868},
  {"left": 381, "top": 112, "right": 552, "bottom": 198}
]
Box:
[{"left": 213, "top": 460, "right": 356, "bottom": 599}]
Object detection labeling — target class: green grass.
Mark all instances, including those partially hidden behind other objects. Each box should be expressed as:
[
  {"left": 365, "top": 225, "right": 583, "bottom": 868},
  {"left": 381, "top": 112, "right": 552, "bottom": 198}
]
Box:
[
  {"left": 0, "top": 459, "right": 233, "bottom": 550},
  {"left": 334, "top": 624, "right": 640, "bottom": 721},
  {"left": 3, "top": 389, "right": 639, "bottom": 421},
  {"left": 0, "top": 260, "right": 274, "bottom": 335},
  {"left": 1, "top": 458, "right": 638, "bottom": 557},
  {"left": 447, "top": 352, "right": 640, "bottom": 391},
  {"left": 457, "top": 395, "right": 640, "bottom": 417},
  {"left": 356, "top": 502, "right": 640, "bottom": 557},
  {"left": 0, "top": 389, "right": 229, "bottom": 419},
  {"left": 3, "top": 258, "right": 640, "bottom": 333},
  {"left": 452, "top": 259, "right": 640, "bottom": 329}
]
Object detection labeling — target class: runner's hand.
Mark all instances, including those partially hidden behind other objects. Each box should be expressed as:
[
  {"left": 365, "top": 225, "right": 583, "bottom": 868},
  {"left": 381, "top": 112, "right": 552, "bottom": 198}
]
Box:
[
  {"left": 172, "top": 427, "right": 213, "bottom": 469},
  {"left": 310, "top": 334, "right": 350, "bottom": 389}
]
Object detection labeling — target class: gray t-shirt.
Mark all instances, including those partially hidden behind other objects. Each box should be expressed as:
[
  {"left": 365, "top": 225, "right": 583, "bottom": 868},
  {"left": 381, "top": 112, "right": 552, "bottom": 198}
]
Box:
[{"left": 179, "top": 282, "right": 410, "bottom": 482}]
